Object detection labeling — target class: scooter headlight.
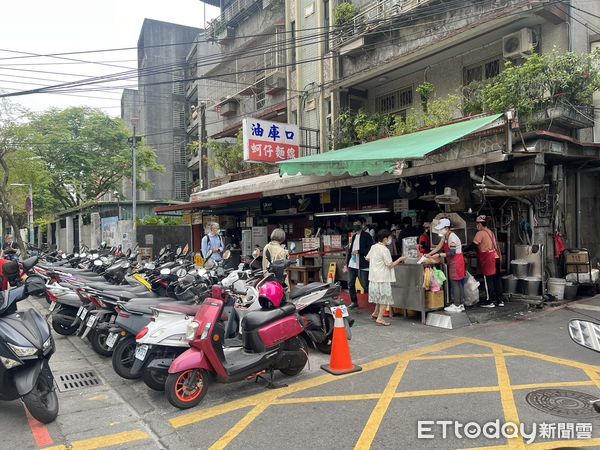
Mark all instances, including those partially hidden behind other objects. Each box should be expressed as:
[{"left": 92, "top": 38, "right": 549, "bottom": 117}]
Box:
[
  {"left": 7, "top": 343, "right": 38, "bottom": 357},
  {"left": 0, "top": 356, "right": 22, "bottom": 369},
  {"left": 42, "top": 336, "right": 53, "bottom": 351},
  {"left": 185, "top": 322, "right": 200, "bottom": 341},
  {"left": 200, "top": 322, "right": 212, "bottom": 340}
]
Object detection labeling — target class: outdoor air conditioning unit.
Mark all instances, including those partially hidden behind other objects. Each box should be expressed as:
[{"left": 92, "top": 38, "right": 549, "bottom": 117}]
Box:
[
  {"left": 502, "top": 28, "right": 535, "bottom": 59},
  {"left": 266, "top": 72, "right": 286, "bottom": 95},
  {"left": 219, "top": 99, "right": 238, "bottom": 117}
]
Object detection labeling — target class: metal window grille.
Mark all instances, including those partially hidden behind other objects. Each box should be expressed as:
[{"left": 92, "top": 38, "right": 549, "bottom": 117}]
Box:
[
  {"left": 465, "top": 58, "right": 501, "bottom": 84},
  {"left": 172, "top": 70, "right": 185, "bottom": 95},
  {"left": 173, "top": 103, "right": 185, "bottom": 129},
  {"left": 375, "top": 86, "right": 413, "bottom": 115},
  {"left": 174, "top": 172, "right": 188, "bottom": 200},
  {"left": 255, "top": 83, "right": 266, "bottom": 110},
  {"left": 174, "top": 138, "right": 186, "bottom": 165}
]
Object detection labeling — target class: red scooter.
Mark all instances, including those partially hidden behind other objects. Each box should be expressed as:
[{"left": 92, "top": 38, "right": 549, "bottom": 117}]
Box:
[{"left": 165, "top": 291, "right": 308, "bottom": 409}]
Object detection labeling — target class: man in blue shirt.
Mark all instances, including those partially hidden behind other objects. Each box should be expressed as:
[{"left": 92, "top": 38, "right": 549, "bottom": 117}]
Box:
[{"left": 201, "top": 222, "right": 224, "bottom": 262}]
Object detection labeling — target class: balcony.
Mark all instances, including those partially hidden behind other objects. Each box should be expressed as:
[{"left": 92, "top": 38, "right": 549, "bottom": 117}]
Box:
[
  {"left": 332, "top": 0, "right": 431, "bottom": 55},
  {"left": 208, "top": 0, "right": 262, "bottom": 42}
]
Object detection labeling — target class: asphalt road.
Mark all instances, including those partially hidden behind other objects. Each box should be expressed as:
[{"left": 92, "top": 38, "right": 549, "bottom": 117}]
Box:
[{"left": 5, "top": 294, "right": 600, "bottom": 450}]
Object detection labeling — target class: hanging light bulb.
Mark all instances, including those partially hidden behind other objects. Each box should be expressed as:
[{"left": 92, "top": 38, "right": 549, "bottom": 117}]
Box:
[{"left": 429, "top": 175, "right": 437, "bottom": 186}]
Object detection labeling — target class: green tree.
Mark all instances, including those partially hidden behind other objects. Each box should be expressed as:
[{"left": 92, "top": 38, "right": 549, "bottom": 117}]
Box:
[
  {"left": 0, "top": 98, "right": 30, "bottom": 253},
  {"left": 207, "top": 131, "right": 247, "bottom": 174},
  {"left": 25, "top": 107, "right": 164, "bottom": 209}
]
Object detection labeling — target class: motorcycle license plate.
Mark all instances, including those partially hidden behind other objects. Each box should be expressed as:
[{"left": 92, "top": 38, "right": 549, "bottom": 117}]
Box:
[
  {"left": 86, "top": 315, "right": 96, "bottom": 328},
  {"left": 330, "top": 305, "right": 349, "bottom": 318},
  {"left": 77, "top": 306, "right": 84, "bottom": 317},
  {"left": 79, "top": 308, "right": 88, "bottom": 320},
  {"left": 106, "top": 332, "right": 118, "bottom": 349},
  {"left": 48, "top": 302, "right": 57, "bottom": 312},
  {"left": 135, "top": 344, "right": 148, "bottom": 361}
]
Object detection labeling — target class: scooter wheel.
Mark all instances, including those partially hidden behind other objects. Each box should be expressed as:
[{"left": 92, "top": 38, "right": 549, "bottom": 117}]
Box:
[
  {"left": 22, "top": 377, "right": 59, "bottom": 424},
  {"left": 165, "top": 369, "right": 208, "bottom": 409},
  {"left": 280, "top": 336, "right": 309, "bottom": 376},
  {"left": 52, "top": 317, "right": 78, "bottom": 336},
  {"left": 143, "top": 368, "right": 167, "bottom": 391},
  {"left": 88, "top": 330, "right": 113, "bottom": 357},
  {"left": 111, "top": 336, "right": 140, "bottom": 379}
]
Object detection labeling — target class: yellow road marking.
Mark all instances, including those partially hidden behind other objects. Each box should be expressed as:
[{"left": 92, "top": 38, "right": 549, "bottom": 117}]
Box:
[
  {"left": 462, "top": 337, "right": 600, "bottom": 372},
  {"left": 354, "top": 360, "right": 408, "bottom": 449},
  {"left": 274, "top": 394, "right": 381, "bottom": 405},
  {"left": 42, "top": 430, "right": 148, "bottom": 450},
  {"left": 512, "top": 380, "right": 595, "bottom": 390},
  {"left": 170, "top": 337, "right": 467, "bottom": 429},
  {"left": 209, "top": 403, "right": 270, "bottom": 450},
  {"left": 493, "top": 346, "right": 525, "bottom": 449},
  {"left": 396, "top": 385, "right": 499, "bottom": 398}
]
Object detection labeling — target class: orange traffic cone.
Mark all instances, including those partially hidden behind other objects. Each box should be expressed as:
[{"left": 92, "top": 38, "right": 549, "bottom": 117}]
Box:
[
  {"left": 321, "top": 308, "right": 362, "bottom": 376},
  {"left": 326, "top": 272, "right": 334, "bottom": 284}
]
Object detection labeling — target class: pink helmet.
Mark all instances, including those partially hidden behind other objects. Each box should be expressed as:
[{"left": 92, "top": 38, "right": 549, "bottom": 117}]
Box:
[{"left": 258, "top": 281, "right": 285, "bottom": 309}]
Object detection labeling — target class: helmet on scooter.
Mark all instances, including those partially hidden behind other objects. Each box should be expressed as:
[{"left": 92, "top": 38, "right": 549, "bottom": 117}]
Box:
[{"left": 258, "top": 281, "right": 284, "bottom": 309}]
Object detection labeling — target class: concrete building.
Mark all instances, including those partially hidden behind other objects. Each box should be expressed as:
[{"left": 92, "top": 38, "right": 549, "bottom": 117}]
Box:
[{"left": 137, "top": 19, "right": 201, "bottom": 201}]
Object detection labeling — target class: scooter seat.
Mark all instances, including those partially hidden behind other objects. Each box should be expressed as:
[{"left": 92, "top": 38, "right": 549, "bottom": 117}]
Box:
[
  {"left": 155, "top": 303, "right": 200, "bottom": 316},
  {"left": 87, "top": 282, "right": 147, "bottom": 293},
  {"left": 242, "top": 303, "right": 296, "bottom": 332},
  {"left": 290, "top": 282, "right": 329, "bottom": 299},
  {"left": 124, "top": 298, "right": 175, "bottom": 314}
]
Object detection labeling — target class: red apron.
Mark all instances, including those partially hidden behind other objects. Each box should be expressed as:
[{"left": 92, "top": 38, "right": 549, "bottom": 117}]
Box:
[
  {"left": 444, "top": 240, "right": 466, "bottom": 281},
  {"left": 477, "top": 250, "right": 497, "bottom": 276}
]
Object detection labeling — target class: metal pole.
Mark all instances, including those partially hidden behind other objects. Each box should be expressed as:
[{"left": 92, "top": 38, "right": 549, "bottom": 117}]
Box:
[
  {"left": 28, "top": 184, "right": 33, "bottom": 245},
  {"left": 131, "top": 118, "right": 139, "bottom": 248},
  {"left": 200, "top": 101, "right": 207, "bottom": 191}
]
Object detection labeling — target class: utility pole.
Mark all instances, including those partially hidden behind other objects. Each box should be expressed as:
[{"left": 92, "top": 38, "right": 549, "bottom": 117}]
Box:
[
  {"left": 199, "top": 101, "right": 208, "bottom": 191},
  {"left": 130, "top": 118, "right": 140, "bottom": 247}
]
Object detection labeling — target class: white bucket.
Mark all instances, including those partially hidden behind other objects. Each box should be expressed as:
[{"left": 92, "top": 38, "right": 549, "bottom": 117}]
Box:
[{"left": 547, "top": 277, "right": 566, "bottom": 300}]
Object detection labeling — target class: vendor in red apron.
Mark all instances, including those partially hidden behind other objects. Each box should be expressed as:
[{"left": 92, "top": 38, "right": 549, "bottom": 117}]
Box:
[
  {"left": 418, "top": 222, "right": 431, "bottom": 256},
  {"left": 469, "top": 215, "right": 504, "bottom": 308},
  {"left": 426, "top": 218, "right": 466, "bottom": 312}
]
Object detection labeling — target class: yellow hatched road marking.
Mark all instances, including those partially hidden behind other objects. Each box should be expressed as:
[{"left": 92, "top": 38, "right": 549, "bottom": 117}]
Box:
[
  {"left": 414, "top": 353, "right": 520, "bottom": 360},
  {"left": 493, "top": 346, "right": 525, "bottom": 450},
  {"left": 42, "top": 430, "right": 148, "bottom": 450},
  {"left": 209, "top": 403, "right": 270, "bottom": 450},
  {"left": 354, "top": 360, "right": 409, "bottom": 450}
]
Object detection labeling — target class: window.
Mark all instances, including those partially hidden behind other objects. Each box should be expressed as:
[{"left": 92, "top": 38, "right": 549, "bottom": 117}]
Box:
[
  {"left": 174, "top": 138, "right": 186, "bottom": 165},
  {"left": 323, "top": 0, "right": 330, "bottom": 53},
  {"left": 375, "top": 86, "right": 413, "bottom": 115},
  {"left": 173, "top": 103, "right": 185, "bottom": 129},
  {"left": 174, "top": 172, "right": 188, "bottom": 200},
  {"left": 172, "top": 70, "right": 185, "bottom": 95},
  {"left": 290, "top": 21, "right": 296, "bottom": 70},
  {"left": 464, "top": 58, "right": 502, "bottom": 84},
  {"left": 255, "top": 83, "right": 266, "bottom": 110}
]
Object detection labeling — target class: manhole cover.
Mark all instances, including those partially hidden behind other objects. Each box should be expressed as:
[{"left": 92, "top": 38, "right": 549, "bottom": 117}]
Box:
[
  {"left": 526, "top": 389, "right": 599, "bottom": 419},
  {"left": 55, "top": 370, "right": 102, "bottom": 392}
]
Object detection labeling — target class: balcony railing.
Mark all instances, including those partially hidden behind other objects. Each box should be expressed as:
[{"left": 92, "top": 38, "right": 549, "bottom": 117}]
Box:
[
  {"left": 333, "top": 0, "right": 431, "bottom": 49},
  {"left": 208, "top": 0, "right": 262, "bottom": 40}
]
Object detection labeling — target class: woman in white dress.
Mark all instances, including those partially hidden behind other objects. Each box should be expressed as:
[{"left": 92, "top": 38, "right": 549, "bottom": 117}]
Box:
[{"left": 366, "top": 229, "right": 407, "bottom": 326}]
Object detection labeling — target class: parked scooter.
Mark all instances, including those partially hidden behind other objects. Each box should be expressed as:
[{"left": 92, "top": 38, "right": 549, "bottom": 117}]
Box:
[
  {"left": 165, "top": 260, "right": 308, "bottom": 409},
  {"left": 0, "top": 258, "right": 59, "bottom": 423},
  {"left": 568, "top": 318, "right": 600, "bottom": 413}
]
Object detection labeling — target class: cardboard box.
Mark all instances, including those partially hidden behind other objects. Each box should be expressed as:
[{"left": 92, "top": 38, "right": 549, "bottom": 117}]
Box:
[
  {"left": 565, "top": 251, "right": 590, "bottom": 273},
  {"left": 425, "top": 290, "right": 444, "bottom": 310}
]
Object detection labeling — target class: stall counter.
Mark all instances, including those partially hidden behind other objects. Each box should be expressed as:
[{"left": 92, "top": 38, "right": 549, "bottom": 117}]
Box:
[{"left": 391, "top": 263, "right": 448, "bottom": 324}]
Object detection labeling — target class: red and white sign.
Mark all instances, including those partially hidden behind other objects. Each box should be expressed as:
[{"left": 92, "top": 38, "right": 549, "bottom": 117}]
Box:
[{"left": 242, "top": 118, "right": 300, "bottom": 163}]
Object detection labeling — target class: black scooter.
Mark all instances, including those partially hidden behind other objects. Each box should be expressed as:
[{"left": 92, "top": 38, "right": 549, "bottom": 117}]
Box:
[{"left": 0, "top": 258, "right": 58, "bottom": 423}]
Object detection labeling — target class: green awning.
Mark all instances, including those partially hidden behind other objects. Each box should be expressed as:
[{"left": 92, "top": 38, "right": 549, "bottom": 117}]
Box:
[{"left": 278, "top": 114, "right": 503, "bottom": 177}]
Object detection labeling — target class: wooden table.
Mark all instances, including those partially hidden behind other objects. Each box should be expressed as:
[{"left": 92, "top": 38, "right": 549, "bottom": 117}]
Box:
[{"left": 286, "top": 265, "right": 321, "bottom": 286}]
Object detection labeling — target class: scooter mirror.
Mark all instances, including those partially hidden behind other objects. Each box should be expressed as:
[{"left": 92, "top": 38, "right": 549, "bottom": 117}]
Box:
[
  {"left": 188, "top": 269, "right": 197, "bottom": 276},
  {"left": 569, "top": 319, "right": 600, "bottom": 353},
  {"left": 94, "top": 260, "right": 103, "bottom": 267},
  {"left": 222, "top": 250, "right": 231, "bottom": 260},
  {"left": 146, "top": 262, "right": 155, "bottom": 270},
  {"left": 182, "top": 244, "right": 189, "bottom": 256},
  {"left": 61, "top": 253, "right": 67, "bottom": 259},
  {"left": 80, "top": 252, "right": 87, "bottom": 258},
  {"left": 176, "top": 246, "right": 182, "bottom": 256},
  {"left": 204, "top": 260, "right": 216, "bottom": 270},
  {"left": 176, "top": 268, "right": 187, "bottom": 278},
  {"left": 74, "top": 253, "right": 80, "bottom": 258},
  {"left": 159, "top": 247, "right": 166, "bottom": 256},
  {"left": 160, "top": 268, "right": 171, "bottom": 276}
]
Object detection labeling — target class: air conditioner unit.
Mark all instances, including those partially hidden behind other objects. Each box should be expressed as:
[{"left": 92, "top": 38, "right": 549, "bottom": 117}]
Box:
[
  {"left": 219, "top": 100, "right": 238, "bottom": 117},
  {"left": 502, "top": 28, "right": 534, "bottom": 59},
  {"left": 266, "top": 72, "right": 286, "bottom": 95}
]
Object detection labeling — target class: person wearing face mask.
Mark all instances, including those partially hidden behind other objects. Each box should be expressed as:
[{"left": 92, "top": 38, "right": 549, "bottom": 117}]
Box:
[
  {"left": 250, "top": 245, "right": 263, "bottom": 271},
  {"left": 344, "top": 220, "right": 374, "bottom": 310},
  {"left": 365, "top": 229, "right": 407, "bottom": 325},
  {"left": 426, "top": 218, "right": 466, "bottom": 312}
]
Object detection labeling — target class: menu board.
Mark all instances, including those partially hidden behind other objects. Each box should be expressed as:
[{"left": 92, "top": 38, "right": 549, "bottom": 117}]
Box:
[{"left": 302, "top": 237, "right": 320, "bottom": 255}]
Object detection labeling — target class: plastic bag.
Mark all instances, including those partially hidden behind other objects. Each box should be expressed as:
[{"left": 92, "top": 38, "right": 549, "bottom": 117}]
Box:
[
  {"left": 433, "top": 268, "right": 447, "bottom": 285},
  {"left": 463, "top": 272, "right": 480, "bottom": 306},
  {"left": 423, "top": 267, "right": 432, "bottom": 290},
  {"left": 430, "top": 274, "right": 441, "bottom": 292}
]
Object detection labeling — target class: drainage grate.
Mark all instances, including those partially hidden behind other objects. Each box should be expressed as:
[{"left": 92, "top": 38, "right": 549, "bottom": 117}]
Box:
[
  {"left": 526, "top": 389, "right": 599, "bottom": 419},
  {"left": 55, "top": 370, "right": 102, "bottom": 392}
]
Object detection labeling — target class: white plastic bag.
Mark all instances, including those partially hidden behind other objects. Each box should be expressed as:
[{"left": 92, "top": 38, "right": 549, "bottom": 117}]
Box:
[{"left": 463, "top": 272, "right": 480, "bottom": 306}]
